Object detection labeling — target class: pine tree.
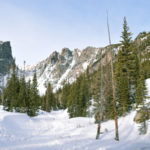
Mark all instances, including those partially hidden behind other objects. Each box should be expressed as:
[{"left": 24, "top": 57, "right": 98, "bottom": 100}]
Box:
[
  {"left": 115, "top": 16, "right": 136, "bottom": 115},
  {"left": 3, "top": 63, "right": 20, "bottom": 111},
  {"left": 28, "top": 72, "right": 39, "bottom": 116},
  {"left": 127, "top": 44, "right": 139, "bottom": 104},
  {"left": 115, "top": 49, "right": 129, "bottom": 115},
  {"left": 72, "top": 77, "right": 81, "bottom": 117},
  {"left": 138, "top": 107, "right": 147, "bottom": 135},
  {"left": 26, "top": 79, "right": 31, "bottom": 115},
  {"left": 93, "top": 56, "right": 104, "bottom": 139},
  {"left": 120, "top": 17, "right": 132, "bottom": 48},
  {"left": 136, "top": 67, "right": 146, "bottom": 106},
  {"left": 67, "top": 72, "right": 90, "bottom": 118},
  {"left": 18, "top": 76, "right": 27, "bottom": 112},
  {"left": 67, "top": 84, "right": 76, "bottom": 118},
  {"left": 136, "top": 75, "right": 148, "bottom": 135},
  {"left": 103, "top": 52, "right": 114, "bottom": 119},
  {"left": 45, "top": 82, "right": 56, "bottom": 112},
  {"left": 61, "top": 82, "right": 70, "bottom": 109},
  {"left": 135, "top": 44, "right": 148, "bottom": 135},
  {"left": 78, "top": 74, "right": 89, "bottom": 116}
]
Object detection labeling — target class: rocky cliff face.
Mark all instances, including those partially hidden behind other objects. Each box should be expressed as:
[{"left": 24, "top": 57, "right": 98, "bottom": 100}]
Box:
[
  {"left": 0, "top": 41, "right": 14, "bottom": 75},
  {"left": 0, "top": 41, "right": 14, "bottom": 94},
  {"left": 0, "top": 41, "right": 120, "bottom": 95},
  {"left": 24, "top": 46, "right": 105, "bottom": 94}
]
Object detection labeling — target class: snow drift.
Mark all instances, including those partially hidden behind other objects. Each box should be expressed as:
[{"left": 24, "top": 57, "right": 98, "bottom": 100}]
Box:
[{"left": 0, "top": 107, "right": 150, "bottom": 150}]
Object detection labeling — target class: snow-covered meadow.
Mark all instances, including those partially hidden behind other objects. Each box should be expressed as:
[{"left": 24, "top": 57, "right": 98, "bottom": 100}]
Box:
[
  {"left": 0, "top": 107, "right": 150, "bottom": 150},
  {"left": 0, "top": 80, "right": 150, "bottom": 150}
]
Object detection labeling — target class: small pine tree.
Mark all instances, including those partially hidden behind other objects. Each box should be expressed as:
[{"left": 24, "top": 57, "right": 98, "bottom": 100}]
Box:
[
  {"left": 61, "top": 82, "right": 70, "bottom": 109},
  {"left": 138, "top": 106, "right": 148, "bottom": 135},
  {"left": 26, "top": 79, "right": 31, "bottom": 115},
  {"left": 45, "top": 82, "right": 56, "bottom": 112},
  {"left": 78, "top": 74, "right": 90, "bottom": 116},
  {"left": 3, "top": 63, "right": 20, "bottom": 111},
  {"left": 136, "top": 67, "right": 146, "bottom": 106},
  {"left": 18, "top": 76, "right": 27, "bottom": 112},
  {"left": 67, "top": 84, "right": 76, "bottom": 118},
  {"left": 120, "top": 17, "right": 132, "bottom": 48},
  {"left": 93, "top": 68, "right": 103, "bottom": 121},
  {"left": 28, "top": 72, "right": 39, "bottom": 116}
]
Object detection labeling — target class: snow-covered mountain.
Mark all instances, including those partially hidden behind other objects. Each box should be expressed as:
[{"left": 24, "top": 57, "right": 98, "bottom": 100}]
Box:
[
  {"left": 0, "top": 40, "right": 119, "bottom": 95},
  {"left": 24, "top": 47, "right": 104, "bottom": 94},
  {"left": 2, "top": 32, "right": 149, "bottom": 95}
]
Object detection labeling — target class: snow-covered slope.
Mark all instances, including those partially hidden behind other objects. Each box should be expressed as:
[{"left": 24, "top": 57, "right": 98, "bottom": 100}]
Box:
[
  {"left": 0, "top": 108, "right": 150, "bottom": 150},
  {"left": 23, "top": 47, "right": 103, "bottom": 94},
  {"left": 0, "top": 79, "right": 150, "bottom": 150}
]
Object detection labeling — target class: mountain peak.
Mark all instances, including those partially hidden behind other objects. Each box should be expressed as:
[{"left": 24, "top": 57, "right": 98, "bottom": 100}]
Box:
[
  {"left": 61, "top": 48, "right": 72, "bottom": 58},
  {"left": 23, "top": 46, "right": 105, "bottom": 94},
  {"left": 0, "top": 41, "right": 14, "bottom": 75}
]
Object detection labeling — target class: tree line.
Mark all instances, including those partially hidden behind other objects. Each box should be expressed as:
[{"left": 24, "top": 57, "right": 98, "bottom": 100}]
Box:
[{"left": 1, "top": 63, "right": 57, "bottom": 116}]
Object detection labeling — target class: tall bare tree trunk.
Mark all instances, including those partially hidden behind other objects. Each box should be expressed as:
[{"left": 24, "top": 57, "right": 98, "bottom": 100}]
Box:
[
  {"left": 107, "top": 12, "right": 119, "bottom": 141},
  {"left": 96, "top": 115, "right": 101, "bottom": 139}
]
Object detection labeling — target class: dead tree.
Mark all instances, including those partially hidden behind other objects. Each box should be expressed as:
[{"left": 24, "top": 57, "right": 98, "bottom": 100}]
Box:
[{"left": 107, "top": 12, "right": 119, "bottom": 141}]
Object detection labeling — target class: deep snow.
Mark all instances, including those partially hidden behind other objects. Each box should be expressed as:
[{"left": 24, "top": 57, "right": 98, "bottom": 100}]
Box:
[
  {"left": 0, "top": 80, "right": 150, "bottom": 150},
  {"left": 0, "top": 109, "right": 150, "bottom": 150}
]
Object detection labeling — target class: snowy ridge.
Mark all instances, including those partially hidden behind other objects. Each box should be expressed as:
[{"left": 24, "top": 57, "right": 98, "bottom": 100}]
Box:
[
  {"left": 0, "top": 44, "right": 121, "bottom": 95},
  {"left": 23, "top": 47, "right": 103, "bottom": 94}
]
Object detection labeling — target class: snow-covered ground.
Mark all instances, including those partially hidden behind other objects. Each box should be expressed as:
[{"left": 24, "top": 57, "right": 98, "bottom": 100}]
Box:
[
  {"left": 0, "top": 80, "right": 150, "bottom": 150},
  {"left": 0, "top": 108, "right": 150, "bottom": 150}
]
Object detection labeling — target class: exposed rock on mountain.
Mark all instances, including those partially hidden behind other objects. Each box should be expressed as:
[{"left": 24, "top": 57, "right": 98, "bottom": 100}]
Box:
[
  {"left": 0, "top": 41, "right": 14, "bottom": 94},
  {"left": 2, "top": 32, "right": 149, "bottom": 95},
  {"left": 24, "top": 46, "right": 104, "bottom": 94},
  {"left": 0, "top": 41, "right": 14, "bottom": 75}
]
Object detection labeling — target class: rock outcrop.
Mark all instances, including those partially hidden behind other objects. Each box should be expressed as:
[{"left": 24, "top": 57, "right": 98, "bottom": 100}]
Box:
[
  {"left": 0, "top": 41, "right": 14, "bottom": 94},
  {"left": 0, "top": 41, "right": 14, "bottom": 75},
  {"left": 24, "top": 46, "right": 105, "bottom": 94},
  {"left": 134, "top": 109, "right": 150, "bottom": 123}
]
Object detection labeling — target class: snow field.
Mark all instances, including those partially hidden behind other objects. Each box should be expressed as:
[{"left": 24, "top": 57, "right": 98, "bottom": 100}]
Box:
[
  {"left": 0, "top": 79, "right": 150, "bottom": 150},
  {"left": 0, "top": 107, "right": 150, "bottom": 150}
]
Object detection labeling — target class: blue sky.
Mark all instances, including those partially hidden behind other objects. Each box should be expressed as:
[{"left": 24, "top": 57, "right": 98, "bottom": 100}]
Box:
[{"left": 0, "top": 0, "right": 149, "bottom": 66}]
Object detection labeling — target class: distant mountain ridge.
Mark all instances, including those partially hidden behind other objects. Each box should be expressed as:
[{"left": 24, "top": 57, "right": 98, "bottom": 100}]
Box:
[
  {"left": 24, "top": 32, "right": 150, "bottom": 95},
  {"left": 24, "top": 46, "right": 104, "bottom": 94},
  {"left": 1, "top": 31, "right": 150, "bottom": 95}
]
